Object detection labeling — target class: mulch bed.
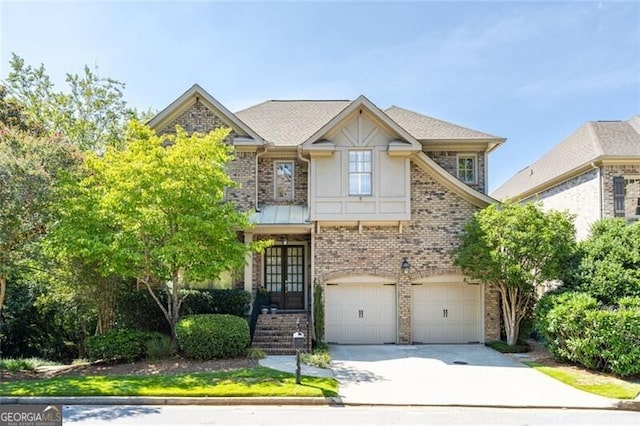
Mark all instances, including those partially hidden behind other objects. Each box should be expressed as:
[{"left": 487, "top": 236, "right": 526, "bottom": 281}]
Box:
[{"left": 0, "top": 357, "right": 260, "bottom": 383}]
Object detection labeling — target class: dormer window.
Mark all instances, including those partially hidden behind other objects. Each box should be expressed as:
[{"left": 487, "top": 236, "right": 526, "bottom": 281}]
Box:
[
  {"left": 274, "top": 161, "right": 294, "bottom": 200},
  {"left": 457, "top": 154, "right": 477, "bottom": 184},
  {"left": 349, "top": 150, "right": 372, "bottom": 196}
]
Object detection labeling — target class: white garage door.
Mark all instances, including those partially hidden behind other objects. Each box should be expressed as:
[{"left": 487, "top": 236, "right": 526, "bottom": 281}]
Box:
[
  {"left": 325, "top": 283, "right": 396, "bottom": 344},
  {"left": 412, "top": 282, "right": 481, "bottom": 344}
]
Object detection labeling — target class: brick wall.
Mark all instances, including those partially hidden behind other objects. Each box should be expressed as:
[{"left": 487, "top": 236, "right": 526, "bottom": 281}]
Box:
[
  {"left": 314, "top": 162, "right": 500, "bottom": 343},
  {"left": 257, "top": 157, "right": 308, "bottom": 206},
  {"left": 602, "top": 164, "right": 640, "bottom": 218},
  {"left": 426, "top": 151, "right": 486, "bottom": 193},
  {"left": 527, "top": 168, "right": 600, "bottom": 240},
  {"left": 157, "top": 101, "right": 256, "bottom": 212}
]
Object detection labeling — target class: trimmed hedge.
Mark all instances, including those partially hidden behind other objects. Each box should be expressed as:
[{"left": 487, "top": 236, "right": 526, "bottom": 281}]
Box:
[
  {"left": 117, "top": 288, "right": 251, "bottom": 333},
  {"left": 85, "top": 329, "right": 166, "bottom": 363},
  {"left": 176, "top": 314, "right": 250, "bottom": 360},
  {"left": 181, "top": 288, "right": 251, "bottom": 317},
  {"left": 536, "top": 292, "right": 640, "bottom": 376}
]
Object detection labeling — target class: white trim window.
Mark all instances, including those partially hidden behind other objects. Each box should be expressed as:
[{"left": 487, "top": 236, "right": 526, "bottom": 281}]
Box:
[
  {"left": 349, "top": 150, "right": 372, "bottom": 196},
  {"left": 457, "top": 154, "right": 477, "bottom": 184},
  {"left": 274, "top": 161, "right": 294, "bottom": 201}
]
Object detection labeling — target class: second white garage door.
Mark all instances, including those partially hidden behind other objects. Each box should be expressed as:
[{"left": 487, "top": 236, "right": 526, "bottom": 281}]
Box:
[
  {"left": 325, "top": 282, "right": 396, "bottom": 344},
  {"left": 412, "top": 281, "right": 481, "bottom": 344}
]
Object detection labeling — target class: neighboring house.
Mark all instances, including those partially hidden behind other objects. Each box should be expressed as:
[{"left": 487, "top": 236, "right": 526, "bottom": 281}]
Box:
[
  {"left": 148, "top": 84, "right": 505, "bottom": 345},
  {"left": 492, "top": 116, "right": 640, "bottom": 240}
]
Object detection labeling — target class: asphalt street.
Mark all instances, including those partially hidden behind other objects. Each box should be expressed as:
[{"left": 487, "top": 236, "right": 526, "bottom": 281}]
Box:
[{"left": 61, "top": 405, "right": 640, "bottom": 425}]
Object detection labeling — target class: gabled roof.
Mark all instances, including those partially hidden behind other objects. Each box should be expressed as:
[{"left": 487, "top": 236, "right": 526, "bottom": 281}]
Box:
[
  {"left": 384, "top": 106, "right": 501, "bottom": 141},
  {"left": 492, "top": 116, "right": 640, "bottom": 201},
  {"left": 234, "top": 99, "right": 504, "bottom": 148},
  {"left": 235, "top": 100, "right": 350, "bottom": 146},
  {"left": 147, "top": 84, "right": 263, "bottom": 143},
  {"left": 301, "top": 95, "right": 421, "bottom": 151}
]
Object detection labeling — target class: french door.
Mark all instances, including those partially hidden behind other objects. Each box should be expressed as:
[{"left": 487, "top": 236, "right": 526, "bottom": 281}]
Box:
[{"left": 264, "top": 245, "right": 304, "bottom": 310}]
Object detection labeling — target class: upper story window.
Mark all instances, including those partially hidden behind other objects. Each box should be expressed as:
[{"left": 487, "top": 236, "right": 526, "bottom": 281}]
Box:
[
  {"left": 349, "top": 150, "right": 372, "bottom": 196},
  {"left": 457, "top": 154, "right": 477, "bottom": 184},
  {"left": 274, "top": 161, "right": 294, "bottom": 200},
  {"left": 614, "top": 175, "right": 640, "bottom": 219}
]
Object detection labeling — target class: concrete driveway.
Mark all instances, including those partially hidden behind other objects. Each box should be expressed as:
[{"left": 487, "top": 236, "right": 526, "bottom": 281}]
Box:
[{"left": 329, "top": 344, "right": 617, "bottom": 408}]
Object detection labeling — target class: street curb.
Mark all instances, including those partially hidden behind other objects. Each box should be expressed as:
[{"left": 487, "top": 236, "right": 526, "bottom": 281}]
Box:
[
  {"left": 0, "top": 396, "right": 331, "bottom": 406},
  {"left": 0, "top": 396, "right": 637, "bottom": 411}
]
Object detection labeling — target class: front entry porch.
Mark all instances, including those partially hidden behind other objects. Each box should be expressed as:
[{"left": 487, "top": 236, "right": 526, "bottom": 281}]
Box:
[{"left": 264, "top": 245, "right": 305, "bottom": 310}]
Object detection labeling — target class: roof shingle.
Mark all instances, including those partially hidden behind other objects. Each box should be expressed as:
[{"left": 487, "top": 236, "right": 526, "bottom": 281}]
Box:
[{"left": 491, "top": 116, "right": 640, "bottom": 200}]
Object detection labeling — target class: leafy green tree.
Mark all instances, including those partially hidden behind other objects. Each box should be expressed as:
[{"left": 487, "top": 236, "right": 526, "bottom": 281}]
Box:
[
  {"left": 3, "top": 54, "right": 136, "bottom": 334},
  {"left": 565, "top": 218, "right": 640, "bottom": 305},
  {"left": 0, "top": 122, "right": 79, "bottom": 315},
  {"left": 5, "top": 53, "right": 132, "bottom": 152},
  {"left": 49, "top": 122, "right": 267, "bottom": 348},
  {"left": 454, "top": 202, "right": 576, "bottom": 345}
]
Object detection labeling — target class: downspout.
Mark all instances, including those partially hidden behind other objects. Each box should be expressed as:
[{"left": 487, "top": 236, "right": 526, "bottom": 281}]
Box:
[
  {"left": 297, "top": 146, "right": 314, "bottom": 342},
  {"left": 297, "top": 147, "right": 311, "bottom": 218},
  {"left": 255, "top": 144, "right": 270, "bottom": 211},
  {"left": 484, "top": 151, "right": 489, "bottom": 195}
]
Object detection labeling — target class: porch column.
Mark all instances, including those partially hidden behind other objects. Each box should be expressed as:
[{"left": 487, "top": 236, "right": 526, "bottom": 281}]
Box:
[{"left": 244, "top": 233, "right": 253, "bottom": 293}]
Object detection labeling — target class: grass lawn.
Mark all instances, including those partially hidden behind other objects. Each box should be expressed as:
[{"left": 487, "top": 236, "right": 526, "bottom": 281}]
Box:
[
  {"left": 525, "top": 362, "right": 640, "bottom": 400},
  {"left": 0, "top": 367, "right": 338, "bottom": 398}
]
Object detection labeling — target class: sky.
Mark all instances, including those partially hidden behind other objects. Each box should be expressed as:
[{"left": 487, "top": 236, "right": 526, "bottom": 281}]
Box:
[{"left": 1, "top": 1, "right": 638, "bottom": 192}]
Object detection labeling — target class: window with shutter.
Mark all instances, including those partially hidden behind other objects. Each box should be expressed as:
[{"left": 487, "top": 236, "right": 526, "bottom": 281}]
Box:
[{"left": 613, "top": 176, "right": 625, "bottom": 217}]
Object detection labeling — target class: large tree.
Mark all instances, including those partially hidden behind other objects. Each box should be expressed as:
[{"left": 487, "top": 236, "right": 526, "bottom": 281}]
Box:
[
  {"left": 49, "top": 122, "right": 267, "bottom": 347},
  {"left": 0, "top": 118, "right": 79, "bottom": 314},
  {"left": 3, "top": 54, "right": 136, "bottom": 333},
  {"left": 6, "top": 53, "right": 131, "bottom": 152},
  {"left": 454, "top": 202, "right": 575, "bottom": 345}
]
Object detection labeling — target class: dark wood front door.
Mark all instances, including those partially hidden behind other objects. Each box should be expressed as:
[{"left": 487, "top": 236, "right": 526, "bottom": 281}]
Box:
[{"left": 264, "top": 245, "right": 304, "bottom": 310}]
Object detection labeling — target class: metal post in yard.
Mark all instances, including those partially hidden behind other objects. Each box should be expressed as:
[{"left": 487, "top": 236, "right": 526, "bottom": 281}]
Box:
[{"left": 292, "top": 318, "right": 304, "bottom": 385}]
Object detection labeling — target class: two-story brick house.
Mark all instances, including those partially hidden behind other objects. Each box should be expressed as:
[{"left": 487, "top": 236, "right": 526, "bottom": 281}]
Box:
[
  {"left": 148, "top": 84, "right": 505, "bottom": 346},
  {"left": 492, "top": 116, "right": 640, "bottom": 240}
]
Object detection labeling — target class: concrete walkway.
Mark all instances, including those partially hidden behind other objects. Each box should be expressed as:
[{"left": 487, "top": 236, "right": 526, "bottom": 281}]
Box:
[
  {"left": 259, "top": 355, "right": 334, "bottom": 378},
  {"left": 260, "top": 345, "right": 636, "bottom": 410}
]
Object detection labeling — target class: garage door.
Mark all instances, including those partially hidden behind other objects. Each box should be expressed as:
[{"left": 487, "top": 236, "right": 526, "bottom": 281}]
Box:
[
  {"left": 412, "top": 282, "right": 481, "bottom": 344},
  {"left": 325, "top": 282, "right": 396, "bottom": 344}
]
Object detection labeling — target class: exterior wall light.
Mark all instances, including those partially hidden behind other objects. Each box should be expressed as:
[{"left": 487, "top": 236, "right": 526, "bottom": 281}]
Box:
[{"left": 401, "top": 257, "right": 410, "bottom": 274}]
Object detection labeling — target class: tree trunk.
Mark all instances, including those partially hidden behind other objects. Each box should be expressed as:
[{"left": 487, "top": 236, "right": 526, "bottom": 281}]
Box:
[
  {"left": 95, "top": 277, "right": 117, "bottom": 334},
  {"left": 0, "top": 269, "right": 6, "bottom": 316},
  {"left": 499, "top": 284, "right": 522, "bottom": 346}
]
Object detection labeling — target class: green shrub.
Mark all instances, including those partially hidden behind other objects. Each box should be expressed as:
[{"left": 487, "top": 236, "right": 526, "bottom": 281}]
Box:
[
  {"left": 313, "top": 282, "right": 325, "bottom": 345},
  {"left": 116, "top": 287, "right": 170, "bottom": 333},
  {"left": 301, "top": 345, "right": 331, "bottom": 369},
  {"left": 181, "top": 289, "right": 251, "bottom": 317},
  {"left": 246, "top": 347, "right": 266, "bottom": 359},
  {"left": 145, "top": 334, "right": 173, "bottom": 360},
  {"left": 535, "top": 291, "right": 598, "bottom": 360},
  {"left": 585, "top": 308, "right": 640, "bottom": 376},
  {"left": 618, "top": 296, "right": 640, "bottom": 310},
  {"left": 569, "top": 219, "right": 640, "bottom": 305},
  {"left": 85, "top": 329, "right": 163, "bottom": 363},
  {"left": 0, "top": 358, "right": 59, "bottom": 372},
  {"left": 176, "top": 314, "right": 250, "bottom": 360},
  {"left": 536, "top": 291, "right": 640, "bottom": 376}
]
